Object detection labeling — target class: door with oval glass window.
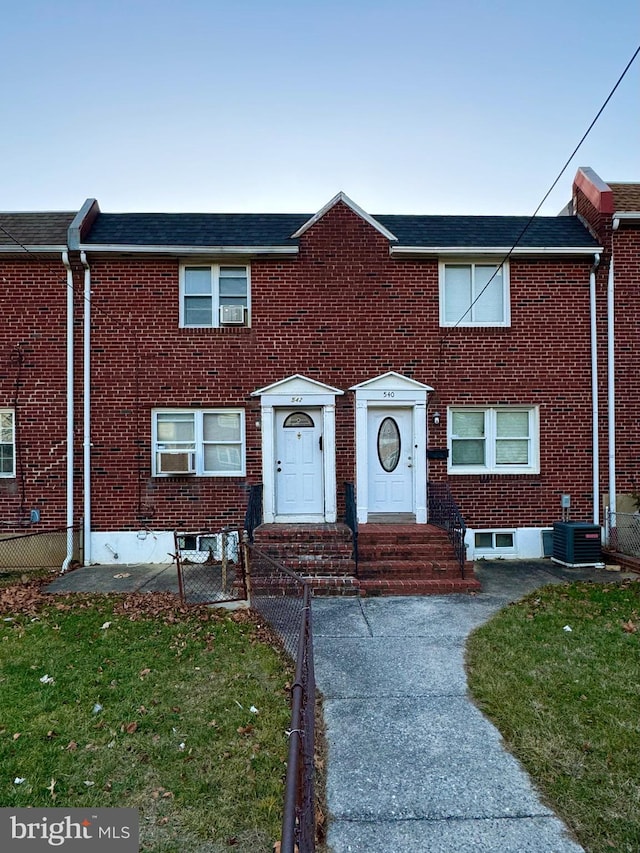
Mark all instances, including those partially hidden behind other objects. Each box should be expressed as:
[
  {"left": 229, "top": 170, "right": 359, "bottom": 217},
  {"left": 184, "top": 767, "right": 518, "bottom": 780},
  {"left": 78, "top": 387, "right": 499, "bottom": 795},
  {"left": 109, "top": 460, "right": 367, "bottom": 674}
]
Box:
[
  {"left": 367, "top": 408, "right": 414, "bottom": 513},
  {"left": 275, "top": 409, "right": 324, "bottom": 518}
]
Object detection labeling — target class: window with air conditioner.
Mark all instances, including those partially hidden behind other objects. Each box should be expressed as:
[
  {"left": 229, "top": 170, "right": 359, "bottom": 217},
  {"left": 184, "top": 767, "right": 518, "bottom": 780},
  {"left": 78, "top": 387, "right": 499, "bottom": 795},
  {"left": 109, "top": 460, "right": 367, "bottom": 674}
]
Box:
[
  {"left": 447, "top": 406, "right": 539, "bottom": 475},
  {"left": 0, "top": 409, "right": 15, "bottom": 478},
  {"left": 439, "top": 260, "right": 510, "bottom": 327},
  {"left": 152, "top": 409, "right": 246, "bottom": 477},
  {"left": 180, "top": 264, "right": 250, "bottom": 327}
]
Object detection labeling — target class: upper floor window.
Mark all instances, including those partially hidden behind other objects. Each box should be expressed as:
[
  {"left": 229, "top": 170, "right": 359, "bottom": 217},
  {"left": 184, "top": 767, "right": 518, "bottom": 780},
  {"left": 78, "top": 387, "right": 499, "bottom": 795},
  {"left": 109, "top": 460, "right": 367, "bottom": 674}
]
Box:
[
  {"left": 152, "top": 409, "right": 246, "bottom": 476},
  {"left": 180, "top": 264, "right": 250, "bottom": 327},
  {"left": 0, "top": 410, "right": 15, "bottom": 477},
  {"left": 439, "top": 261, "right": 509, "bottom": 327},
  {"left": 448, "top": 406, "right": 538, "bottom": 474}
]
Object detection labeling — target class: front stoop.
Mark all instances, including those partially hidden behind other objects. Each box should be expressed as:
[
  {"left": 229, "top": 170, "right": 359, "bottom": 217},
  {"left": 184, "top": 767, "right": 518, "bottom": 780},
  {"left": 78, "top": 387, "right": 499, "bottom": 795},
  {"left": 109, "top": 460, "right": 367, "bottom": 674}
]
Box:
[
  {"left": 356, "top": 524, "right": 480, "bottom": 595},
  {"left": 250, "top": 522, "right": 480, "bottom": 595}
]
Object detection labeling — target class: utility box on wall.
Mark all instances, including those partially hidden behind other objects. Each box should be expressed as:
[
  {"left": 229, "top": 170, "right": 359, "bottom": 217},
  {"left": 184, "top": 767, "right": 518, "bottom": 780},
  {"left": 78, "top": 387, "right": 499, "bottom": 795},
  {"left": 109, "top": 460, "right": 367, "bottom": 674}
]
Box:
[{"left": 552, "top": 522, "right": 604, "bottom": 568}]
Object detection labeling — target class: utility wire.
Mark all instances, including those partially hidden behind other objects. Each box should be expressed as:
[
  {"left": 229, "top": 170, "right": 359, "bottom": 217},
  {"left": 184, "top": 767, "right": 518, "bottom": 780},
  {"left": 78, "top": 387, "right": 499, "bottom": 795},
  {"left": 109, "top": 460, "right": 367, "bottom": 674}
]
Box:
[{"left": 446, "top": 42, "right": 640, "bottom": 332}]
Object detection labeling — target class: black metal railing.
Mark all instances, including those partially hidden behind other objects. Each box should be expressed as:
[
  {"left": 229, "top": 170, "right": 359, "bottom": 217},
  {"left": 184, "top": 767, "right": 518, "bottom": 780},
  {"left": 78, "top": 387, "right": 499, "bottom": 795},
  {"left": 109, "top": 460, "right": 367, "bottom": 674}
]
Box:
[
  {"left": 243, "top": 483, "right": 263, "bottom": 542},
  {"left": 344, "top": 481, "right": 358, "bottom": 572},
  {"left": 428, "top": 482, "right": 467, "bottom": 576},
  {"left": 241, "top": 538, "right": 316, "bottom": 852}
]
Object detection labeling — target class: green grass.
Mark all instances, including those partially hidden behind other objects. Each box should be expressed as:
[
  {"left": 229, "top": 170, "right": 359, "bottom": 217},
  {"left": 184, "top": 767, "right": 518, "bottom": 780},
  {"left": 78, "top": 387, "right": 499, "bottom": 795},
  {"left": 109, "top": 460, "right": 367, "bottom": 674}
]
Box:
[
  {"left": 466, "top": 580, "right": 640, "bottom": 853},
  {"left": 0, "top": 592, "right": 293, "bottom": 852}
]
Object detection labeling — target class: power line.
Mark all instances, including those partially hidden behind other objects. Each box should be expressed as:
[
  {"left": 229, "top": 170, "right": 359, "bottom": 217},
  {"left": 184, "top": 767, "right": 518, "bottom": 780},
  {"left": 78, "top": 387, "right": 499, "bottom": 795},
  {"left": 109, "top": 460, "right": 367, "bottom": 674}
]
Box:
[{"left": 445, "top": 42, "right": 640, "bottom": 333}]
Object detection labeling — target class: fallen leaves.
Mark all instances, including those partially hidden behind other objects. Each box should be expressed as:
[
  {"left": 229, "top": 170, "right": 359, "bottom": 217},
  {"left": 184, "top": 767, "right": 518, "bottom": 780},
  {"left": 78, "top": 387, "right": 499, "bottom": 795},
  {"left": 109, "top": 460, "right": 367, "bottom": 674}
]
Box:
[
  {"left": 122, "top": 722, "right": 138, "bottom": 735},
  {"left": 621, "top": 619, "right": 637, "bottom": 634}
]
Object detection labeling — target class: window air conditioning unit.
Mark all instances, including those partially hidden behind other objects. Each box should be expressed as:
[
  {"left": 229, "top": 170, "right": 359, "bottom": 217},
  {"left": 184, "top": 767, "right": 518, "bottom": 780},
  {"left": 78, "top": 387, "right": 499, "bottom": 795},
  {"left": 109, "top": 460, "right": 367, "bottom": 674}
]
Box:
[
  {"left": 220, "top": 304, "right": 246, "bottom": 325},
  {"left": 157, "top": 450, "right": 196, "bottom": 475}
]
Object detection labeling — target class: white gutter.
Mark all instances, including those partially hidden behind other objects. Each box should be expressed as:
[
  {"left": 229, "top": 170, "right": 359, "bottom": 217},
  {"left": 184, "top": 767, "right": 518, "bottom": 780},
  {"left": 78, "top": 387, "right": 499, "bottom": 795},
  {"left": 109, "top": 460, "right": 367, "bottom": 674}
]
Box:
[
  {"left": 607, "top": 236, "right": 617, "bottom": 529},
  {"left": 61, "top": 252, "right": 74, "bottom": 572},
  {"left": 390, "top": 245, "right": 603, "bottom": 257},
  {"left": 590, "top": 254, "right": 600, "bottom": 525},
  {"left": 77, "top": 244, "right": 299, "bottom": 256},
  {"left": 80, "top": 251, "right": 92, "bottom": 566}
]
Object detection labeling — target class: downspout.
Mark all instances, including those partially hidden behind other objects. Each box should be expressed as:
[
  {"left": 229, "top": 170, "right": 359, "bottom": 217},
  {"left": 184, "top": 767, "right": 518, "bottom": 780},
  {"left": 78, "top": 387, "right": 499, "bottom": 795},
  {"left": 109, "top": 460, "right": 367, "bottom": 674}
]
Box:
[
  {"left": 61, "top": 252, "right": 74, "bottom": 572},
  {"left": 590, "top": 253, "right": 600, "bottom": 526},
  {"left": 607, "top": 225, "right": 618, "bottom": 535},
  {"left": 80, "top": 251, "right": 92, "bottom": 566}
]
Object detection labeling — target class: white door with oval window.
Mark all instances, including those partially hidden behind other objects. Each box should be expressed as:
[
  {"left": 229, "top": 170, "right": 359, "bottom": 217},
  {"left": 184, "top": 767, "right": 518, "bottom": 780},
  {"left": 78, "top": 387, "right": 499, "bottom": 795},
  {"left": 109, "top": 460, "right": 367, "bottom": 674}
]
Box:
[
  {"left": 367, "top": 408, "right": 414, "bottom": 513},
  {"left": 275, "top": 409, "right": 324, "bottom": 518}
]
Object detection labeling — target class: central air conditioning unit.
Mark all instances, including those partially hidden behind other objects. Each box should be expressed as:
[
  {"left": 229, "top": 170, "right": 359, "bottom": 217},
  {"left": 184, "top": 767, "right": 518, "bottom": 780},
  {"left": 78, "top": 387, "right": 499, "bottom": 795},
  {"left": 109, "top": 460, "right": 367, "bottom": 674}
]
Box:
[
  {"left": 157, "top": 450, "right": 196, "bottom": 475},
  {"left": 551, "top": 521, "right": 604, "bottom": 568},
  {"left": 219, "top": 304, "right": 246, "bottom": 325}
]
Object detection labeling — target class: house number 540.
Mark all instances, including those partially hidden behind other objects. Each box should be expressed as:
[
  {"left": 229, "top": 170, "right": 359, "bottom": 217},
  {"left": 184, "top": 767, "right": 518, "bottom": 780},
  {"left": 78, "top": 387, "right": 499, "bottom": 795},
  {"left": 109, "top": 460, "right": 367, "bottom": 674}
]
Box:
[{"left": 383, "top": 391, "right": 395, "bottom": 398}]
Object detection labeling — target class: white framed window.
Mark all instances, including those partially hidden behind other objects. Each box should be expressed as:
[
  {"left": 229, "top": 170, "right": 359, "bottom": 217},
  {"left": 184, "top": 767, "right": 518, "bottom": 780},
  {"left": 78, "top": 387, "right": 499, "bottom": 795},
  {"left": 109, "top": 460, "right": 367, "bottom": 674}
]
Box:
[
  {"left": 0, "top": 409, "right": 15, "bottom": 477},
  {"left": 152, "top": 409, "right": 246, "bottom": 477},
  {"left": 439, "top": 260, "right": 510, "bottom": 327},
  {"left": 448, "top": 407, "right": 539, "bottom": 474},
  {"left": 179, "top": 264, "right": 250, "bottom": 327},
  {"left": 474, "top": 530, "right": 516, "bottom": 552}
]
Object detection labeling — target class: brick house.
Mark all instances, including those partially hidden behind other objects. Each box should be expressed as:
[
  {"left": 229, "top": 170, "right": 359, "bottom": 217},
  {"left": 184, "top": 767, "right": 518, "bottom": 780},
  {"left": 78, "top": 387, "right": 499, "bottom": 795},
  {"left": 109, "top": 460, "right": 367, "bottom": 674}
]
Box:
[
  {"left": 1, "top": 172, "right": 635, "bottom": 584},
  {"left": 572, "top": 168, "right": 640, "bottom": 559}
]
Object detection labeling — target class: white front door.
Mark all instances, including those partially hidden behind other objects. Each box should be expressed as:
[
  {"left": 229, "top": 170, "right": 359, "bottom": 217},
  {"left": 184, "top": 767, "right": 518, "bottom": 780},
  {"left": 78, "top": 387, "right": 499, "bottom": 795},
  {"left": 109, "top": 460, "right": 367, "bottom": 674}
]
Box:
[
  {"left": 275, "top": 409, "right": 324, "bottom": 518},
  {"left": 367, "top": 408, "right": 414, "bottom": 513}
]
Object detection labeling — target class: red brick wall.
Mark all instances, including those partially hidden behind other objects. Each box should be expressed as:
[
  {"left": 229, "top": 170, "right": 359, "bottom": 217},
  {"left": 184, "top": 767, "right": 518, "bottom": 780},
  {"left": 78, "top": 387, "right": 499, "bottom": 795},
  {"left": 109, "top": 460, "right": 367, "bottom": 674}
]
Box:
[
  {"left": 0, "top": 258, "right": 72, "bottom": 531},
  {"left": 79, "top": 202, "right": 598, "bottom": 532},
  {"left": 574, "top": 180, "right": 640, "bottom": 510}
]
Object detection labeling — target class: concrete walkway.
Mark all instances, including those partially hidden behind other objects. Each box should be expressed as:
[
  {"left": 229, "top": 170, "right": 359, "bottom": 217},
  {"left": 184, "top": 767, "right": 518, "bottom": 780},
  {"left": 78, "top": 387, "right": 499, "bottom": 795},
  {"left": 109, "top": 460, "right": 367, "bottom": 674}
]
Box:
[{"left": 313, "top": 560, "right": 630, "bottom": 853}]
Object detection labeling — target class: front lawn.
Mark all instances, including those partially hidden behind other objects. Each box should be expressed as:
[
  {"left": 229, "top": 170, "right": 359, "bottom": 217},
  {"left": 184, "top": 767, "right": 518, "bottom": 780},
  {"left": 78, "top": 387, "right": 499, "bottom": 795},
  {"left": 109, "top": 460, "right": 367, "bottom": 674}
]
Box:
[
  {"left": 0, "top": 583, "right": 293, "bottom": 852},
  {"left": 466, "top": 580, "right": 640, "bottom": 853}
]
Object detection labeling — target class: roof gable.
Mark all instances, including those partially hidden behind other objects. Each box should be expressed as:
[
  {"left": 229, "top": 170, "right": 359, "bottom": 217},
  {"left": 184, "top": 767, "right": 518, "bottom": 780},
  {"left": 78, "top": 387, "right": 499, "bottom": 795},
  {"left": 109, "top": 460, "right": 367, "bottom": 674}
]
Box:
[
  {"left": 350, "top": 371, "right": 434, "bottom": 392},
  {"left": 290, "top": 192, "right": 397, "bottom": 242},
  {"left": 251, "top": 374, "right": 344, "bottom": 397}
]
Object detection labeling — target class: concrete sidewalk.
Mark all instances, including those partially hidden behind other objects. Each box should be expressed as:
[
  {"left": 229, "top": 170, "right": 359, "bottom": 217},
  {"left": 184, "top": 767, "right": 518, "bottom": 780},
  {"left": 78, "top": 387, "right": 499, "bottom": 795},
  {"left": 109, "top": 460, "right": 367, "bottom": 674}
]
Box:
[{"left": 313, "top": 560, "right": 629, "bottom": 853}]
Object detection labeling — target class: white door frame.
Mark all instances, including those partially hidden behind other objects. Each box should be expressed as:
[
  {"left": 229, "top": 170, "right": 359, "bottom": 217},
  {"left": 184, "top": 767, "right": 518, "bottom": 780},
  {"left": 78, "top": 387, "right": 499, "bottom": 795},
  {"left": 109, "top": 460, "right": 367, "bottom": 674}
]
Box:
[
  {"left": 350, "top": 372, "right": 433, "bottom": 524},
  {"left": 251, "top": 375, "right": 344, "bottom": 523}
]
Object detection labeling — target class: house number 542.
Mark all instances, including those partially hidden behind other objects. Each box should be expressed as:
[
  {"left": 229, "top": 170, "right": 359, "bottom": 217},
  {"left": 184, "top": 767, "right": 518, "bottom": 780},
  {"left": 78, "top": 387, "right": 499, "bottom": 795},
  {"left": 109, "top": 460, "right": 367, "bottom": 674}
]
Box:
[{"left": 291, "top": 396, "right": 302, "bottom": 402}]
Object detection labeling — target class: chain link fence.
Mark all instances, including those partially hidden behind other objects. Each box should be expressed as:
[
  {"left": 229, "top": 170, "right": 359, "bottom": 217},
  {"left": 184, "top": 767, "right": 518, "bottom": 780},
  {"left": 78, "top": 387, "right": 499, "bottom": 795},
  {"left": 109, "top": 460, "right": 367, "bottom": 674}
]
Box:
[
  {"left": 0, "top": 527, "right": 81, "bottom": 571},
  {"left": 174, "top": 528, "right": 247, "bottom": 605},
  {"left": 243, "top": 539, "right": 316, "bottom": 852},
  {"left": 607, "top": 511, "right": 640, "bottom": 558}
]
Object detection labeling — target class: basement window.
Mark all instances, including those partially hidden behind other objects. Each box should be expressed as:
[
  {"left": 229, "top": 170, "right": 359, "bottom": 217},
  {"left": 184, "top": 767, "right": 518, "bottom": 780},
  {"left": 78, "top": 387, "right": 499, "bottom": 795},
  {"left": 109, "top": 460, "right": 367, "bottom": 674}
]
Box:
[{"left": 474, "top": 531, "right": 515, "bottom": 551}]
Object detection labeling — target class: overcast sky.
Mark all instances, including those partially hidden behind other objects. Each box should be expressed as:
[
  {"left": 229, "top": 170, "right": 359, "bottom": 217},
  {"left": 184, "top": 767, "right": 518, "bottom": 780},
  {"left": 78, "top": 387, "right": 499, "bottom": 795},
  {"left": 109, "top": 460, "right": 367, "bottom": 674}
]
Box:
[{"left": 1, "top": 0, "right": 638, "bottom": 216}]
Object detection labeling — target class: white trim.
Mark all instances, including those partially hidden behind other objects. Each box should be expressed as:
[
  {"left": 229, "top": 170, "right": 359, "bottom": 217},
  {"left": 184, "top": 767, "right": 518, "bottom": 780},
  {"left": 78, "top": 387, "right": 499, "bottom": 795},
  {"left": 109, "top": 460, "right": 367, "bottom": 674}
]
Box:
[
  {"left": 0, "top": 245, "right": 68, "bottom": 253},
  {"left": 253, "top": 375, "right": 342, "bottom": 523},
  {"left": 612, "top": 211, "right": 640, "bottom": 221},
  {"left": 179, "top": 262, "right": 250, "bottom": 328},
  {"left": 447, "top": 406, "right": 540, "bottom": 475},
  {"left": 78, "top": 244, "right": 298, "bottom": 256},
  {"left": 390, "top": 245, "right": 603, "bottom": 257},
  {"left": 252, "top": 374, "right": 344, "bottom": 398},
  {"left": 0, "top": 408, "right": 16, "bottom": 479},
  {"left": 352, "top": 373, "right": 429, "bottom": 524},
  {"left": 151, "top": 408, "right": 246, "bottom": 477},
  {"left": 439, "top": 259, "right": 511, "bottom": 328},
  {"left": 290, "top": 192, "right": 398, "bottom": 241}
]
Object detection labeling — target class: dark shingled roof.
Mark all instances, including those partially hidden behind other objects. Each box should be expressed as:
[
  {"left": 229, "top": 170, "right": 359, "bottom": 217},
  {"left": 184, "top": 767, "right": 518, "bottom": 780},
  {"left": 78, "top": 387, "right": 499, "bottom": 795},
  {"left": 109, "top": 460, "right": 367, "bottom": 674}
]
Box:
[
  {"left": 608, "top": 183, "right": 640, "bottom": 212},
  {"left": 85, "top": 213, "right": 309, "bottom": 247},
  {"left": 375, "top": 214, "right": 599, "bottom": 248},
  {"left": 84, "top": 210, "right": 599, "bottom": 249},
  {"left": 0, "top": 212, "right": 76, "bottom": 247}
]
